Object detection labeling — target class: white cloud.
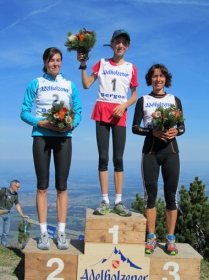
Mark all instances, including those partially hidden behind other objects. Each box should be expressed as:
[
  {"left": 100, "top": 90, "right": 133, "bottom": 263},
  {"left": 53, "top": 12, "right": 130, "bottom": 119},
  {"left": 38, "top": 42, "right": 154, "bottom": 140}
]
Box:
[{"left": 0, "top": 0, "right": 63, "bottom": 34}]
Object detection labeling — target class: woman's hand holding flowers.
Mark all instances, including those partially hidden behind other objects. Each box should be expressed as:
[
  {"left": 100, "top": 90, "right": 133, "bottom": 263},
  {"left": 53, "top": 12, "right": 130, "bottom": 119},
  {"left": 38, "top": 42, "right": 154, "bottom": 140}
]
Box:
[
  {"left": 153, "top": 127, "right": 178, "bottom": 141},
  {"left": 38, "top": 120, "right": 73, "bottom": 133}
]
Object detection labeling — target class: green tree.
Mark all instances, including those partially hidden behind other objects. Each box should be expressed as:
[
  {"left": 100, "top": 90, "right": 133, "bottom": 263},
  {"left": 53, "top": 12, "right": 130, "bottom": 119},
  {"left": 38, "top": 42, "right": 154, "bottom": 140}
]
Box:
[
  {"left": 131, "top": 194, "right": 166, "bottom": 241},
  {"left": 176, "top": 177, "right": 209, "bottom": 260},
  {"left": 18, "top": 219, "right": 31, "bottom": 247},
  {"left": 131, "top": 193, "right": 144, "bottom": 213}
]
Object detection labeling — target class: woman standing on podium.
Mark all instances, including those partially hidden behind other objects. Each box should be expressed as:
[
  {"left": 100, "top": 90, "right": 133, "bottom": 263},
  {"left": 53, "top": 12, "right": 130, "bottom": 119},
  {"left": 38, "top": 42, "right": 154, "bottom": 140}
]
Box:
[
  {"left": 132, "top": 64, "right": 185, "bottom": 255},
  {"left": 20, "top": 47, "right": 82, "bottom": 250},
  {"left": 77, "top": 29, "right": 138, "bottom": 217}
]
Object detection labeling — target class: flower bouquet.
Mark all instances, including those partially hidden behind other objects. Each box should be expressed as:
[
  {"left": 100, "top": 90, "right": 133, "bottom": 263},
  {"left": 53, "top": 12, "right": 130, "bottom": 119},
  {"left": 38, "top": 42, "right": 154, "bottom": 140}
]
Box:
[
  {"left": 42, "top": 101, "right": 74, "bottom": 129},
  {"left": 64, "top": 28, "right": 96, "bottom": 61},
  {"left": 151, "top": 104, "right": 185, "bottom": 141}
]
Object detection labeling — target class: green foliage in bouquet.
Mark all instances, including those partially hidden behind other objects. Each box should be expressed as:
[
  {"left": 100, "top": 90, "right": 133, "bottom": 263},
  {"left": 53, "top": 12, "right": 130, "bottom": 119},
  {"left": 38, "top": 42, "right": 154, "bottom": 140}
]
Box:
[
  {"left": 18, "top": 219, "right": 31, "bottom": 244},
  {"left": 42, "top": 101, "right": 75, "bottom": 129},
  {"left": 64, "top": 28, "right": 96, "bottom": 61},
  {"left": 151, "top": 104, "right": 185, "bottom": 131}
]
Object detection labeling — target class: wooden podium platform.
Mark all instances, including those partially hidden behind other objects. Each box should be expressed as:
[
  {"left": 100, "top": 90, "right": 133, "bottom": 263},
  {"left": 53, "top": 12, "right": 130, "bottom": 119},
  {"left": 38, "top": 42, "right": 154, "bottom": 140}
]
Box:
[
  {"left": 23, "top": 208, "right": 203, "bottom": 280},
  {"left": 24, "top": 238, "right": 83, "bottom": 280},
  {"left": 148, "top": 243, "right": 203, "bottom": 280}
]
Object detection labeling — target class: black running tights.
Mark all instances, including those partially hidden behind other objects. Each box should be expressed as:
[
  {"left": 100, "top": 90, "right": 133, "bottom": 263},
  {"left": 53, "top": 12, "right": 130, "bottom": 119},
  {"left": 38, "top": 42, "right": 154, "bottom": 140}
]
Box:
[{"left": 33, "top": 136, "right": 72, "bottom": 191}]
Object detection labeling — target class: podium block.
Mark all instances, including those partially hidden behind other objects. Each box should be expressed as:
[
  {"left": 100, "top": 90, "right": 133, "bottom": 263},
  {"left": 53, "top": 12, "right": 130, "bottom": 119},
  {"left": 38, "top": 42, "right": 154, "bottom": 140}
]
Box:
[
  {"left": 23, "top": 238, "right": 84, "bottom": 280},
  {"left": 147, "top": 243, "right": 203, "bottom": 280},
  {"left": 79, "top": 209, "right": 150, "bottom": 279},
  {"left": 85, "top": 208, "right": 146, "bottom": 244}
]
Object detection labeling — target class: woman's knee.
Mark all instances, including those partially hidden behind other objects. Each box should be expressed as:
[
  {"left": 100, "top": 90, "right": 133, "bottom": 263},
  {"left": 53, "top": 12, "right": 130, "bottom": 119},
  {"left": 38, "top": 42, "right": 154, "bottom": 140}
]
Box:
[
  {"left": 56, "top": 182, "right": 67, "bottom": 192},
  {"left": 37, "top": 179, "right": 49, "bottom": 190},
  {"left": 165, "top": 200, "right": 177, "bottom": 210},
  {"left": 165, "top": 192, "right": 177, "bottom": 210},
  {"left": 37, "top": 188, "right": 48, "bottom": 196},
  {"left": 56, "top": 189, "right": 68, "bottom": 196},
  {"left": 113, "top": 156, "right": 123, "bottom": 172},
  {"left": 144, "top": 192, "right": 156, "bottom": 209},
  {"left": 98, "top": 154, "right": 108, "bottom": 171}
]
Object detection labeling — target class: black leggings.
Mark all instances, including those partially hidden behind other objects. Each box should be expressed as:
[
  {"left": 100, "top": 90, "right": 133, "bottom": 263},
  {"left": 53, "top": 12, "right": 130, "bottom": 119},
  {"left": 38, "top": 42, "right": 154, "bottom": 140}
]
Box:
[
  {"left": 33, "top": 137, "right": 72, "bottom": 191},
  {"left": 96, "top": 121, "right": 126, "bottom": 172},
  {"left": 141, "top": 153, "right": 180, "bottom": 210}
]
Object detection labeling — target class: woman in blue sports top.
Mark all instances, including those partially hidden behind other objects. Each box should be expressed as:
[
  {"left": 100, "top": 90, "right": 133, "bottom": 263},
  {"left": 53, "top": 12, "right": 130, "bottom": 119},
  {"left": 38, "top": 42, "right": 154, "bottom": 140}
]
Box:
[
  {"left": 77, "top": 30, "right": 138, "bottom": 217},
  {"left": 20, "top": 47, "right": 82, "bottom": 250},
  {"left": 132, "top": 63, "right": 185, "bottom": 256}
]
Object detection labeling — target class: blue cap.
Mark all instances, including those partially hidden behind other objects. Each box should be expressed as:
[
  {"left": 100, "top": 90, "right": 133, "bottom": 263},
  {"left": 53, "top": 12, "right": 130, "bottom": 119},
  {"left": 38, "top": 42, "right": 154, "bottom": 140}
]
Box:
[{"left": 112, "top": 29, "right": 130, "bottom": 41}]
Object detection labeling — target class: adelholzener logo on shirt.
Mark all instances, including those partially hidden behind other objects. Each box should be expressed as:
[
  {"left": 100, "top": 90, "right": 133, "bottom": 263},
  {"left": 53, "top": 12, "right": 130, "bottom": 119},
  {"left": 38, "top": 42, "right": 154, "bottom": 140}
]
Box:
[
  {"left": 39, "top": 85, "right": 69, "bottom": 93},
  {"left": 102, "top": 69, "right": 129, "bottom": 77},
  {"left": 145, "top": 101, "right": 173, "bottom": 108}
]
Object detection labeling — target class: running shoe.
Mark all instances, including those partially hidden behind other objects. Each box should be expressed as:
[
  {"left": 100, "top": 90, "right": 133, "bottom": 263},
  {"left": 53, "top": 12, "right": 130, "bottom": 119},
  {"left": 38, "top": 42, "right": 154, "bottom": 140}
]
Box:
[
  {"left": 37, "top": 231, "right": 50, "bottom": 250},
  {"left": 57, "top": 231, "right": 69, "bottom": 250},
  {"left": 93, "top": 200, "right": 110, "bottom": 215},
  {"left": 145, "top": 233, "right": 157, "bottom": 254},
  {"left": 112, "top": 202, "right": 132, "bottom": 217},
  {"left": 165, "top": 234, "right": 178, "bottom": 255}
]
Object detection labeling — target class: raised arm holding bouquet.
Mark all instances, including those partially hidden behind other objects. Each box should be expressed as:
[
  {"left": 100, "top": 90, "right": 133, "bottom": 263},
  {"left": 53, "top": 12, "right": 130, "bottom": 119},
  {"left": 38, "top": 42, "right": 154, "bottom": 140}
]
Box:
[{"left": 73, "top": 29, "right": 138, "bottom": 217}]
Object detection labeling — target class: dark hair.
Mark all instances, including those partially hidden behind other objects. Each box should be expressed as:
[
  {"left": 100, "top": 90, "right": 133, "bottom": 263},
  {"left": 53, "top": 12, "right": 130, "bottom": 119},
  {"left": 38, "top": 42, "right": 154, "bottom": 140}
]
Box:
[
  {"left": 145, "top": 64, "right": 172, "bottom": 87},
  {"left": 42, "top": 47, "right": 63, "bottom": 73}
]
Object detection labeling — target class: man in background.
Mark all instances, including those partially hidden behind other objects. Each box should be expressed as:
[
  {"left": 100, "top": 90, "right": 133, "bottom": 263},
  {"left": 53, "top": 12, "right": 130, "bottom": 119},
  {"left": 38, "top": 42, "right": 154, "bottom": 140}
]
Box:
[{"left": 0, "top": 180, "right": 29, "bottom": 247}]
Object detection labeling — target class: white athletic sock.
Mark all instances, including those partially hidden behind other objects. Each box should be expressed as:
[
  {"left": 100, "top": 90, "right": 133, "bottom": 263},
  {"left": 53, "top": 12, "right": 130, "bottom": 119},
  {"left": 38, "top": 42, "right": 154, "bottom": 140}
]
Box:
[
  {"left": 102, "top": 194, "right": 109, "bottom": 204},
  {"left": 58, "top": 223, "right": 66, "bottom": 233},
  {"left": 115, "top": 194, "right": 122, "bottom": 205},
  {"left": 40, "top": 223, "right": 47, "bottom": 234}
]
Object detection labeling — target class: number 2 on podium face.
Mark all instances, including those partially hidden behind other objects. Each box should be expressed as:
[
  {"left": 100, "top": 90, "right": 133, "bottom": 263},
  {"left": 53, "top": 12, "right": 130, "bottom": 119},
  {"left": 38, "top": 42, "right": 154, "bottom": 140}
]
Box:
[
  {"left": 108, "top": 225, "right": 119, "bottom": 244},
  {"left": 162, "top": 262, "right": 180, "bottom": 280},
  {"left": 47, "top": 258, "right": 64, "bottom": 280}
]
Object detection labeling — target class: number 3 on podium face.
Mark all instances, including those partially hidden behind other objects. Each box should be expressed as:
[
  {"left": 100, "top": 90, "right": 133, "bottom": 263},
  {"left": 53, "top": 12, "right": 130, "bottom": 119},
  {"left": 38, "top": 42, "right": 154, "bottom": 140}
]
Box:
[
  {"left": 162, "top": 262, "right": 180, "bottom": 280},
  {"left": 108, "top": 225, "right": 119, "bottom": 244}
]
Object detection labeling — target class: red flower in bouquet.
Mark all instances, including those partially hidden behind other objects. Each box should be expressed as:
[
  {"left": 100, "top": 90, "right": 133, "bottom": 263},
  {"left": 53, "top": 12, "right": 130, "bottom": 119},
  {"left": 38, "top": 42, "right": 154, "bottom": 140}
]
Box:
[
  {"left": 78, "top": 34, "right": 85, "bottom": 41},
  {"left": 62, "top": 106, "right": 68, "bottom": 113}
]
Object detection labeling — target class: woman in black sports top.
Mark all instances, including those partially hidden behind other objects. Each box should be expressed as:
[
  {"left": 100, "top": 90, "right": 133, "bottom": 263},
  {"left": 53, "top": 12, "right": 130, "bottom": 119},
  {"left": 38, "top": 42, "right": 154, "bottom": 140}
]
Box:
[{"left": 132, "top": 63, "right": 185, "bottom": 256}]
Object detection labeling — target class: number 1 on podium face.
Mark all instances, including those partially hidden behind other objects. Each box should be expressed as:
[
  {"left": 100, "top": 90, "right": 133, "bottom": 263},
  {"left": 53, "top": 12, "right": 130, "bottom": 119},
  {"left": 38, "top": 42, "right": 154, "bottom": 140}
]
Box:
[{"left": 108, "top": 225, "right": 119, "bottom": 244}]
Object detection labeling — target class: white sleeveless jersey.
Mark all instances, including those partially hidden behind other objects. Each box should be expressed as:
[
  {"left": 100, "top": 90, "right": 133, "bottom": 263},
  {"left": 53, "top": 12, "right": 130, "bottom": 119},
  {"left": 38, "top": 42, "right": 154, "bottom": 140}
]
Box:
[
  {"left": 35, "top": 75, "right": 72, "bottom": 117},
  {"left": 96, "top": 58, "right": 133, "bottom": 104},
  {"left": 143, "top": 94, "right": 175, "bottom": 128}
]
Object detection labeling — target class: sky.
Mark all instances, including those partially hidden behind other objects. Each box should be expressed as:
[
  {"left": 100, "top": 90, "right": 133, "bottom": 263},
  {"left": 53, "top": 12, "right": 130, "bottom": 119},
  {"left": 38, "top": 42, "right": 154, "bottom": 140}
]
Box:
[{"left": 0, "top": 0, "right": 209, "bottom": 167}]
